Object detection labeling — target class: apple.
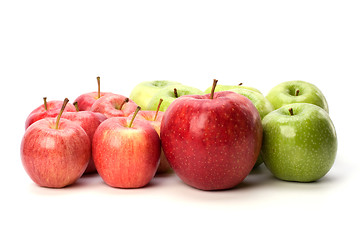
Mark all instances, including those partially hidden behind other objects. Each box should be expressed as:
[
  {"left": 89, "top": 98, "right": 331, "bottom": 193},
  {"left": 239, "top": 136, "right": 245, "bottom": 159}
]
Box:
[
  {"left": 146, "top": 85, "right": 204, "bottom": 112},
  {"left": 129, "top": 80, "right": 182, "bottom": 109},
  {"left": 266, "top": 80, "right": 329, "bottom": 112},
  {"left": 92, "top": 106, "right": 161, "bottom": 188},
  {"left": 74, "top": 76, "right": 114, "bottom": 111},
  {"left": 160, "top": 80, "right": 263, "bottom": 190},
  {"left": 261, "top": 103, "right": 337, "bottom": 182},
  {"left": 20, "top": 98, "right": 91, "bottom": 188},
  {"left": 25, "top": 97, "right": 76, "bottom": 129},
  {"left": 90, "top": 93, "right": 138, "bottom": 118},
  {"left": 62, "top": 103, "right": 107, "bottom": 174},
  {"left": 127, "top": 99, "right": 172, "bottom": 174},
  {"left": 204, "top": 82, "right": 262, "bottom": 94}
]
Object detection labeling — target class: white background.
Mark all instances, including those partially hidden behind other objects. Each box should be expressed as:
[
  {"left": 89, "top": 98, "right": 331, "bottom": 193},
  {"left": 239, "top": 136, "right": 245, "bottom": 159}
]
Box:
[{"left": 1, "top": 0, "right": 359, "bottom": 239}]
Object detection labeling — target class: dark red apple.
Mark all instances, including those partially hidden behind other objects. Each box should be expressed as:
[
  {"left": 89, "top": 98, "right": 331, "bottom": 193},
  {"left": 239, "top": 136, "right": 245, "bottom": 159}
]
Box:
[
  {"left": 160, "top": 80, "right": 263, "bottom": 190},
  {"left": 20, "top": 98, "right": 91, "bottom": 188},
  {"left": 90, "top": 94, "right": 138, "bottom": 118},
  {"left": 92, "top": 107, "right": 161, "bottom": 188},
  {"left": 25, "top": 97, "right": 76, "bottom": 129},
  {"left": 74, "top": 76, "right": 113, "bottom": 111}
]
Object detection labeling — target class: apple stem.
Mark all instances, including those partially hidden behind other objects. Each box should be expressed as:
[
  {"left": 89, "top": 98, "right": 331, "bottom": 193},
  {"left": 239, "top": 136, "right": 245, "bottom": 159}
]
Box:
[
  {"left": 55, "top": 98, "right": 69, "bottom": 129},
  {"left": 295, "top": 89, "right": 300, "bottom": 96},
  {"left": 289, "top": 108, "right": 294, "bottom": 116},
  {"left": 154, "top": 98, "right": 163, "bottom": 121},
  {"left": 43, "top": 97, "right": 48, "bottom": 111},
  {"left": 118, "top": 98, "right": 129, "bottom": 110},
  {"left": 97, "top": 76, "right": 101, "bottom": 99},
  {"left": 174, "top": 88, "right": 178, "bottom": 98},
  {"left": 73, "top": 101, "right": 79, "bottom": 112},
  {"left": 128, "top": 106, "right": 141, "bottom": 128},
  {"left": 239, "top": 83, "right": 243, "bottom": 86},
  {"left": 210, "top": 79, "right": 218, "bottom": 99}
]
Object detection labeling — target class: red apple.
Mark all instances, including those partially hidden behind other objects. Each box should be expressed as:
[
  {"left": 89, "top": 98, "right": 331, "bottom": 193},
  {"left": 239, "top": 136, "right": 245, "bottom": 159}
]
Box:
[
  {"left": 92, "top": 107, "right": 161, "bottom": 188},
  {"left": 160, "top": 80, "right": 263, "bottom": 190},
  {"left": 127, "top": 99, "right": 172, "bottom": 174},
  {"left": 25, "top": 97, "right": 76, "bottom": 129},
  {"left": 20, "top": 98, "right": 91, "bottom": 188},
  {"left": 74, "top": 76, "right": 113, "bottom": 111},
  {"left": 62, "top": 106, "right": 107, "bottom": 174},
  {"left": 90, "top": 93, "right": 138, "bottom": 118}
]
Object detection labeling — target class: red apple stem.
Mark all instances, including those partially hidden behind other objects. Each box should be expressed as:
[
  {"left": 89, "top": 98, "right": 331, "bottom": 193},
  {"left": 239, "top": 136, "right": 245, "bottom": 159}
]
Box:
[
  {"left": 289, "top": 108, "right": 294, "bottom": 116},
  {"left": 43, "top": 97, "right": 48, "bottom": 111},
  {"left": 97, "top": 76, "right": 101, "bottom": 99},
  {"left": 55, "top": 98, "right": 69, "bottom": 129},
  {"left": 128, "top": 106, "right": 141, "bottom": 128},
  {"left": 73, "top": 101, "right": 80, "bottom": 112},
  {"left": 118, "top": 98, "right": 129, "bottom": 110},
  {"left": 174, "top": 88, "right": 178, "bottom": 98},
  {"left": 154, "top": 98, "right": 163, "bottom": 121},
  {"left": 210, "top": 79, "right": 218, "bottom": 99},
  {"left": 295, "top": 89, "right": 300, "bottom": 96}
]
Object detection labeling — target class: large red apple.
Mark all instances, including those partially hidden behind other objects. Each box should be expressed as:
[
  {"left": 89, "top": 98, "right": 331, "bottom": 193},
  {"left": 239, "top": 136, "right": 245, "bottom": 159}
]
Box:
[
  {"left": 25, "top": 97, "right": 76, "bottom": 129},
  {"left": 74, "top": 76, "right": 113, "bottom": 111},
  {"left": 160, "top": 80, "right": 263, "bottom": 190},
  {"left": 20, "top": 99, "right": 91, "bottom": 188},
  {"left": 92, "top": 107, "right": 161, "bottom": 188},
  {"left": 62, "top": 108, "right": 107, "bottom": 174},
  {"left": 127, "top": 105, "right": 172, "bottom": 174},
  {"left": 90, "top": 93, "right": 138, "bottom": 118}
]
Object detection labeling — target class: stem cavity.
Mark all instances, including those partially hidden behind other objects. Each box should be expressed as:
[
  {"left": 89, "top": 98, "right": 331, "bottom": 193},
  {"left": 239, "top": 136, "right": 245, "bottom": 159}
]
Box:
[{"left": 289, "top": 108, "right": 294, "bottom": 116}]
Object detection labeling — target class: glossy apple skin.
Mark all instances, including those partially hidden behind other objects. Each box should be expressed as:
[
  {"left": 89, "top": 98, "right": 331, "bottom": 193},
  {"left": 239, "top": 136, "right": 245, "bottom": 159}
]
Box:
[
  {"left": 146, "top": 85, "right": 204, "bottom": 112},
  {"left": 20, "top": 118, "right": 91, "bottom": 188},
  {"left": 92, "top": 117, "right": 161, "bottom": 188},
  {"left": 90, "top": 94, "right": 138, "bottom": 118},
  {"left": 25, "top": 101, "right": 76, "bottom": 129},
  {"left": 129, "top": 80, "right": 182, "bottom": 109},
  {"left": 128, "top": 110, "right": 172, "bottom": 174},
  {"left": 261, "top": 103, "right": 337, "bottom": 182},
  {"left": 160, "top": 91, "right": 263, "bottom": 190},
  {"left": 74, "top": 92, "right": 114, "bottom": 111},
  {"left": 266, "top": 80, "right": 329, "bottom": 112},
  {"left": 62, "top": 111, "right": 107, "bottom": 174}
]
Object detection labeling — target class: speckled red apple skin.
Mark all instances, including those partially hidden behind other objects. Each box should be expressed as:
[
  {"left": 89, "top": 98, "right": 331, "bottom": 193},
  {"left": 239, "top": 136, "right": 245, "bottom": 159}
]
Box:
[{"left": 160, "top": 91, "right": 263, "bottom": 190}]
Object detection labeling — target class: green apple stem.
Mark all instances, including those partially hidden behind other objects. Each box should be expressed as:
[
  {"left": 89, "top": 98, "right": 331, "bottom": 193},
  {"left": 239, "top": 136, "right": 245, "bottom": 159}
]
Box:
[
  {"left": 295, "top": 89, "right": 300, "bottom": 96},
  {"left": 239, "top": 83, "right": 243, "bottom": 86},
  {"left": 154, "top": 98, "right": 163, "bottom": 121},
  {"left": 289, "top": 108, "right": 294, "bottom": 116},
  {"left": 118, "top": 98, "right": 129, "bottom": 110},
  {"left": 128, "top": 106, "right": 141, "bottom": 128},
  {"left": 210, "top": 79, "right": 218, "bottom": 99},
  {"left": 55, "top": 98, "right": 69, "bottom": 129},
  {"left": 73, "top": 101, "right": 80, "bottom": 112},
  {"left": 174, "top": 88, "right": 178, "bottom": 98},
  {"left": 43, "top": 97, "right": 48, "bottom": 111},
  {"left": 97, "top": 76, "right": 101, "bottom": 99}
]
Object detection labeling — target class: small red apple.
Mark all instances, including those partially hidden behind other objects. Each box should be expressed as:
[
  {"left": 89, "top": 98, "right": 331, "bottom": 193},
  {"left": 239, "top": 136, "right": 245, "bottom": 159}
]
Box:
[
  {"left": 21, "top": 98, "right": 91, "bottom": 188},
  {"left": 160, "top": 79, "right": 263, "bottom": 190},
  {"left": 25, "top": 97, "right": 76, "bottom": 129},
  {"left": 74, "top": 76, "right": 113, "bottom": 111},
  {"left": 92, "top": 107, "right": 161, "bottom": 188},
  {"left": 90, "top": 94, "right": 138, "bottom": 118}
]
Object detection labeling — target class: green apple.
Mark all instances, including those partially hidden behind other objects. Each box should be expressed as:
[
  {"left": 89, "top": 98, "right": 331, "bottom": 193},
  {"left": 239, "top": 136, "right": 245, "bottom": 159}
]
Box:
[
  {"left": 266, "top": 80, "right": 329, "bottom": 112},
  {"left": 146, "top": 85, "right": 203, "bottom": 112},
  {"left": 204, "top": 83, "right": 262, "bottom": 94},
  {"left": 261, "top": 103, "right": 337, "bottom": 182},
  {"left": 129, "top": 80, "right": 182, "bottom": 109}
]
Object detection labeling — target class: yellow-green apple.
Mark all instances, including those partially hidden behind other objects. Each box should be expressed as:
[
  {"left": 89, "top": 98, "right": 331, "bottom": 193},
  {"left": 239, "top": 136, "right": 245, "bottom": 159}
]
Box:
[
  {"left": 266, "top": 80, "right": 329, "bottom": 112},
  {"left": 146, "top": 85, "right": 203, "bottom": 112},
  {"left": 129, "top": 80, "right": 182, "bottom": 109},
  {"left": 160, "top": 80, "right": 263, "bottom": 190},
  {"left": 74, "top": 76, "right": 114, "bottom": 111},
  {"left": 20, "top": 98, "right": 91, "bottom": 188},
  {"left": 261, "top": 103, "right": 337, "bottom": 182},
  {"left": 204, "top": 83, "right": 262, "bottom": 94},
  {"left": 127, "top": 99, "right": 172, "bottom": 174},
  {"left": 90, "top": 94, "right": 138, "bottom": 118},
  {"left": 62, "top": 104, "right": 107, "bottom": 174},
  {"left": 25, "top": 97, "right": 76, "bottom": 129},
  {"left": 92, "top": 107, "right": 161, "bottom": 188}
]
